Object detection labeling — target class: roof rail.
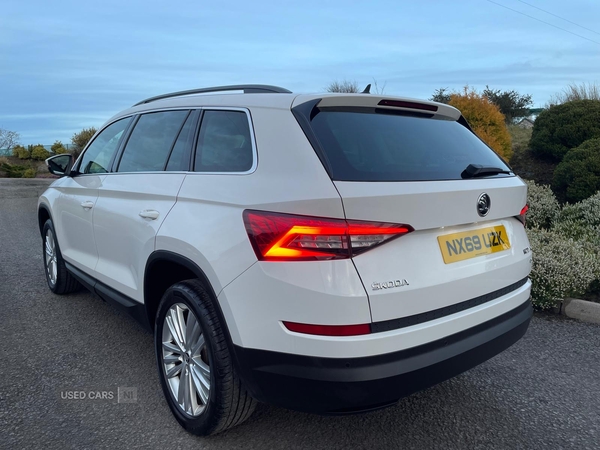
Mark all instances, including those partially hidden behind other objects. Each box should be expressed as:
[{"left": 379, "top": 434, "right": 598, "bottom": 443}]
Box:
[{"left": 133, "top": 84, "right": 292, "bottom": 106}]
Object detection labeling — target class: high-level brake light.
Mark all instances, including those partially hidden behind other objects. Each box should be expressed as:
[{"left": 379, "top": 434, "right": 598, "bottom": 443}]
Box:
[{"left": 243, "top": 210, "right": 413, "bottom": 261}]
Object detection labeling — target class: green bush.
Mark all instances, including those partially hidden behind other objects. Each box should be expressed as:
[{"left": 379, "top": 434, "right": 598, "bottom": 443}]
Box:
[
  {"left": 0, "top": 162, "right": 28, "bottom": 178},
  {"left": 22, "top": 167, "right": 37, "bottom": 178},
  {"left": 527, "top": 227, "right": 600, "bottom": 309},
  {"left": 12, "top": 144, "right": 30, "bottom": 159},
  {"left": 31, "top": 145, "right": 50, "bottom": 161},
  {"left": 51, "top": 140, "right": 68, "bottom": 154},
  {"left": 552, "top": 138, "right": 600, "bottom": 203},
  {"left": 524, "top": 180, "right": 559, "bottom": 229},
  {"left": 530, "top": 100, "right": 600, "bottom": 161}
]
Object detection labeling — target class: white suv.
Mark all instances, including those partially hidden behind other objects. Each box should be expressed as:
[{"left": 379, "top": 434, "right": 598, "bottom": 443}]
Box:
[{"left": 38, "top": 84, "right": 532, "bottom": 435}]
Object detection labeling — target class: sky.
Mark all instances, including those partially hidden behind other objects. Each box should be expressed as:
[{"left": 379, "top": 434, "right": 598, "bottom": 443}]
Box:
[{"left": 1, "top": 0, "right": 599, "bottom": 144}]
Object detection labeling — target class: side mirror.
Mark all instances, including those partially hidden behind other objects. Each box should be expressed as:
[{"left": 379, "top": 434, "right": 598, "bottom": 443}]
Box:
[{"left": 46, "top": 154, "right": 74, "bottom": 177}]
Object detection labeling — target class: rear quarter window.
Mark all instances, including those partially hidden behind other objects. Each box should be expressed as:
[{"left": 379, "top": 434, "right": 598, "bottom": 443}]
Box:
[{"left": 309, "top": 110, "right": 511, "bottom": 181}]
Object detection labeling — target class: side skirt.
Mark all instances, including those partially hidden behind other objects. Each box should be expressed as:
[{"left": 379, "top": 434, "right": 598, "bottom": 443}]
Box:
[{"left": 65, "top": 262, "right": 152, "bottom": 331}]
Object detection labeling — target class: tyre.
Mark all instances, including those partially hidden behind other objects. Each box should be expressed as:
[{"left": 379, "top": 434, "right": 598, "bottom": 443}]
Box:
[
  {"left": 154, "top": 279, "right": 256, "bottom": 436},
  {"left": 42, "top": 219, "right": 81, "bottom": 294}
]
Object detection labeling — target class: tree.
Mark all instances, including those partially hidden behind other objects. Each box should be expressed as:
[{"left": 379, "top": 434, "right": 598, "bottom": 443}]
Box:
[
  {"left": 529, "top": 100, "right": 600, "bottom": 161},
  {"left": 553, "top": 138, "right": 600, "bottom": 203},
  {"left": 482, "top": 86, "right": 533, "bottom": 123},
  {"left": 447, "top": 87, "right": 512, "bottom": 161},
  {"left": 71, "top": 127, "right": 97, "bottom": 156},
  {"left": 51, "top": 140, "right": 68, "bottom": 154},
  {"left": 326, "top": 80, "right": 359, "bottom": 93},
  {"left": 0, "top": 128, "right": 20, "bottom": 150},
  {"left": 430, "top": 87, "right": 451, "bottom": 104}
]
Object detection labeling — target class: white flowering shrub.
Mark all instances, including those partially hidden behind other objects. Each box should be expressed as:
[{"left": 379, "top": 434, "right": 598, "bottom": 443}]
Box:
[
  {"left": 556, "top": 192, "right": 600, "bottom": 228},
  {"left": 524, "top": 180, "right": 560, "bottom": 229},
  {"left": 526, "top": 228, "right": 600, "bottom": 309}
]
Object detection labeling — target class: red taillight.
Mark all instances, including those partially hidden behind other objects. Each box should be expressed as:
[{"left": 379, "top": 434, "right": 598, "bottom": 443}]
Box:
[
  {"left": 517, "top": 204, "right": 528, "bottom": 226},
  {"left": 283, "top": 321, "right": 371, "bottom": 336},
  {"left": 243, "top": 210, "right": 413, "bottom": 261}
]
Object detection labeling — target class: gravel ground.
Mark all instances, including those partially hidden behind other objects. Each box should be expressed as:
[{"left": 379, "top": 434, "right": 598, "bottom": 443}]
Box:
[{"left": 1, "top": 184, "right": 599, "bottom": 449}]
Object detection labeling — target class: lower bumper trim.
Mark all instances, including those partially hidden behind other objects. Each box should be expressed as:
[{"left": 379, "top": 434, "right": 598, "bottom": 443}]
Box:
[{"left": 233, "top": 300, "right": 532, "bottom": 414}]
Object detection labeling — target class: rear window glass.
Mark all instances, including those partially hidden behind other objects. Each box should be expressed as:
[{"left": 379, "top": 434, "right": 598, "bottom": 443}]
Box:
[{"left": 309, "top": 110, "right": 511, "bottom": 181}]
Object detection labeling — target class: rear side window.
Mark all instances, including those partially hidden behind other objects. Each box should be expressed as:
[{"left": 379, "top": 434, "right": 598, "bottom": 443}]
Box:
[
  {"left": 309, "top": 110, "right": 511, "bottom": 181},
  {"left": 79, "top": 117, "right": 131, "bottom": 174},
  {"left": 118, "top": 110, "right": 189, "bottom": 172},
  {"left": 166, "top": 111, "right": 196, "bottom": 171},
  {"left": 194, "top": 110, "right": 253, "bottom": 172}
]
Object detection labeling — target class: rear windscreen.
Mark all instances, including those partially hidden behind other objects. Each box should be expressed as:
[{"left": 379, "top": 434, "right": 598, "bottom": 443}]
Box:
[{"left": 309, "top": 110, "right": 511, "bottom": 181}]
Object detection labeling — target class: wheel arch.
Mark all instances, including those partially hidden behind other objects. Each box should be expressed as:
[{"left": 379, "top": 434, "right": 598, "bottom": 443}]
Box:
[
  {"left": 143, "top": 251, "right": 231, "bottom": 342},
  {"left": 37, "top": 203, "right": 53, "bottom": 237}
]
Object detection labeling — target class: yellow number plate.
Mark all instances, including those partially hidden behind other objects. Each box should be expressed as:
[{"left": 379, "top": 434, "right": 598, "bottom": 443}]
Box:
[{"left": 437, "top": 225, "right": 510, "bottom": 264}]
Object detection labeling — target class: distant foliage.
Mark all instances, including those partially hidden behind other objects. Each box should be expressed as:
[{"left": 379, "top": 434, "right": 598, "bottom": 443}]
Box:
[
  {"left": 326, "top": 80, "right": 359, "bottom": 93},
  {"left": 447, "top": 87, "right": 512, "bottom": 161},
  {"left": 482, "top": 86, "right": 533, "bottom": 123},
  {"left": 430, "top": 87, "right": 451, "bottom": 104},
  {"left": 22, "top": 167, "right": 37, "bottom": 178},
  {"left": 524, "top": 180, "right": 559, "bottom": 229},
  {"left": 12, "top": 144, "right": 30, "bottom": 159},
  {"left": 529, "top": 100, "right": 600, "bottom": 161},
  {"left": 71, "top": 127, "right": 97, "bottom": 156},
  {"left": 31, "top": 145, "right": 50, "bottom": 161},
  {"left": 553, "top": 138, "right": 600, "bottom": 203},
  {"left": 0, "top": 128, "right": 20, "bottom": 150},
  {"left": 548, "top": 82, "right": 600, "bottom": 106},
  {"left": 51, "top": 140, "right": 68, "bottom": 154},
  {"left": 0, "top": 161, "right": 29, "bottom": 178}
]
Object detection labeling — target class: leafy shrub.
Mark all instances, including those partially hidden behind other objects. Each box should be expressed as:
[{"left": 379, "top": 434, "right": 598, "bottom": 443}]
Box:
[
  {"left": 51, "top": 140, "right": 68, "bottom": 154},
  {"left": 524, "top": 180, "right": 559, "bottom": 229},
  {"left": 12, "top": 144, "right": 30, "bottom": 159},
  {"left": 448, "top": 87, "right": 512, "bottom": 161},
  {"left": 31, "top": 145, "right": 50, "bottom": 161},
  {"left": 552, "top": 138, "right": 600, "bottom": 203},
  {"left": 527, "top": 227, "right": 600, "bottom": 309},
  {"left": 555, "top": 191, "right": 600, "bottom": 227},
  {"left": 22, "top": 167, "right": 37, "bottom": 178},
  {"left": 0, "top": 162, "right": 28, "bottom": 178},
  {"left": 530, "top": 100, "right": 600, "bottom": 161},
  {"left": 71, "top": 127, "right": 97, "bottom": 157}
]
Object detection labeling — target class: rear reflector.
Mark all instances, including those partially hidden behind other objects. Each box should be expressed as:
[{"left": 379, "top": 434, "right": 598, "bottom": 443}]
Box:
[
  {"left": 283, "top": 321, "right": 371, "bottom": 336},
  {"left": 517, "top": 204, "right": 528, "bottom": 225},
  {"left": 378, "top": 99, "right": 438, "bottom": 112},
  {"left": 243, "top": 210, "right": 413, "bottom": 261}
]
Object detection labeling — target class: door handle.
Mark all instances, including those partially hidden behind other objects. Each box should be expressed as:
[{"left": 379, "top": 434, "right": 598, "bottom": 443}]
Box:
[
  {"left": 139, "top": 210, "right": 160, "bottom": 220},
  {"left": 81, "top": 201, "right": 94, "bottom": 209}
]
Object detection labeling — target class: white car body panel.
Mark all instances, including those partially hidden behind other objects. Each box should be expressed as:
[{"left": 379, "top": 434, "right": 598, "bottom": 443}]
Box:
[
  {"left": 50, "top": 175, "right": 105, "bottom": 275},
  {"left": 92, "top": 173, "right": 186, "bottom": 302},
  {"left": 221, "top": 262, "right": 530, "bottom": 358},
  {"left": 156, "top": 106, "right": 347, "bottom": 298}
]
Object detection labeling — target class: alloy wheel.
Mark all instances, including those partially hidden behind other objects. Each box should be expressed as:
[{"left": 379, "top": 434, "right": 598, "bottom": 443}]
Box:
[{"left": 162, "top": 303, "right": 211, "bottom": 416}]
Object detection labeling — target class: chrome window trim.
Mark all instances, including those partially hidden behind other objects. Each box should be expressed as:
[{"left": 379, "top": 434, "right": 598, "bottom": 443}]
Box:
[
  {"left": 191, "top": 107, "right": 258, "bottom": 175},
  {"left": 74, "top": 106, "right": 258, "bottom": 177}
]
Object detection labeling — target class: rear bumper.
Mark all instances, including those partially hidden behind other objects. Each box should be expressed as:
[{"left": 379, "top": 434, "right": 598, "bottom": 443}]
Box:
[{"left": 234, "top": 299, "right": 532, "bottom": 414}]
